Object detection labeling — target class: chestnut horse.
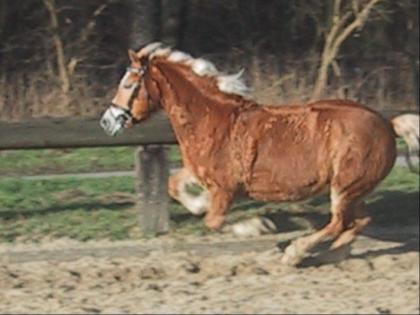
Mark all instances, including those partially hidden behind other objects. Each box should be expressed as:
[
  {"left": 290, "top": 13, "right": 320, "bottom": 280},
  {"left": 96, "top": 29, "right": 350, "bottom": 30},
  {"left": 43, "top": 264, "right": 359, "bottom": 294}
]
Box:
[{"left": 101, "top": 43, "right": 402, "bottom": 265}]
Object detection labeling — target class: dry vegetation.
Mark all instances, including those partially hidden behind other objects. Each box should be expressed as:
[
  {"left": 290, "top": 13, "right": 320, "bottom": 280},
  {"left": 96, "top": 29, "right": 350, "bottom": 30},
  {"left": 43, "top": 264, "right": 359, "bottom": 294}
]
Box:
[{"left": 0, "top": 0, "right": 418, "bottom": 121}]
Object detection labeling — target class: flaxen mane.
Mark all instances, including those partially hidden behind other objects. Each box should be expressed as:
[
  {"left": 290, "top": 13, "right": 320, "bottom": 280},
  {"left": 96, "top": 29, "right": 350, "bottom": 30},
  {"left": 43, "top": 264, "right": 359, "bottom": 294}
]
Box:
[{"left": 137, "top": 42, "right": 250, "bottom": 97}]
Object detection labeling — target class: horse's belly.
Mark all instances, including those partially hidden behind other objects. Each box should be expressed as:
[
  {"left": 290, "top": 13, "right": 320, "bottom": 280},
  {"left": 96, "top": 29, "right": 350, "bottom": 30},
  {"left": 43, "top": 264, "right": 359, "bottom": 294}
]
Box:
[
  {"left": 245, "top": 173, "right": 328, "bottom": 202},
  {"left": 243, "top": 150, "right": 330, "bottom": 202},
  {"left": 235, "top": 106, "right": 335, "bottom": 201}
]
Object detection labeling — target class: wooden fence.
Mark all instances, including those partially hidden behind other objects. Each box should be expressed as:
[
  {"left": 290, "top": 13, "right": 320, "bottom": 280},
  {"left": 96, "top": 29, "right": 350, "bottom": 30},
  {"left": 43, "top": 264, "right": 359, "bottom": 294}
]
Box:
[
  {"left": 0, "top": 113, "right": 177, "bottom": 236},
  {"left": 0, "top": 113, "right": 176, "bottom": 150},
  {"left": 0, "top": 109, "right": 415, "bottom": 150},
  {"left": 0, "top": 109, "right": 417, "bottom": 235}
]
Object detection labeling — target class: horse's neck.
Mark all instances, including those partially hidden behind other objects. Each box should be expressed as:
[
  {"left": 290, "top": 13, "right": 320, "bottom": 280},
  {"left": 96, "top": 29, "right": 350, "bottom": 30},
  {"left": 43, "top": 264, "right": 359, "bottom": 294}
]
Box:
[{"left": 153, "top": 60, "right": 241, "bottom": 136}]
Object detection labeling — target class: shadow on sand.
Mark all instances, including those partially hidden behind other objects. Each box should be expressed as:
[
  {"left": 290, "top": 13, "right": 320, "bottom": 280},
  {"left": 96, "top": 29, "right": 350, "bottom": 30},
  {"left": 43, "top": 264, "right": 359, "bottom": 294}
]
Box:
[{"left": 268, "top": 189, "right": 419, "bottom": 267}]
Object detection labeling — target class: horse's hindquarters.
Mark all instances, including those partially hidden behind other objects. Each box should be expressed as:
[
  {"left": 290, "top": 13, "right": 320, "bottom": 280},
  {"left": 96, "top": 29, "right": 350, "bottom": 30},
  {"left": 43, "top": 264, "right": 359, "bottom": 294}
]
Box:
[
  {"left": 328, "top": 108, "right": 397, "bottom": 198},
  {"left": 237, "top": 102, "right": 397, "bottom": 204}
]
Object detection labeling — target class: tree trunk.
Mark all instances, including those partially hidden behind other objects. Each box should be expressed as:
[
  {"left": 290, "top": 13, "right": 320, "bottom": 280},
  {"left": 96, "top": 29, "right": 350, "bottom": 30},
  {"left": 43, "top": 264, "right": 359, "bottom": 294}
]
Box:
[
  {"left": 310, "top": 0, "right": 382, "bottom": 101},
  {"left": 160, "top": 0, "right": 188, "bottom": 47},
  {"left": 311, "top": 55, "right": 332, "bottom": 101},
  {"left": 43, "top": 0, "right": 71, "bottom": 94},
  {"left": 128, "top": 0, "right": 160, "bottom": 46}
]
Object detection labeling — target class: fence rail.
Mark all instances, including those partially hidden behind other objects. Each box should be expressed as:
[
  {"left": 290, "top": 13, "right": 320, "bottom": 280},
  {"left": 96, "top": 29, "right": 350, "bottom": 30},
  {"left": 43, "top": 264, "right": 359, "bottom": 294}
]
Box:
[
  {"left": 0, "top": 109, "right": 417, "bottom": 151},
  {"left": 0, "top": 112, "right": 176, "bottom": 150}
]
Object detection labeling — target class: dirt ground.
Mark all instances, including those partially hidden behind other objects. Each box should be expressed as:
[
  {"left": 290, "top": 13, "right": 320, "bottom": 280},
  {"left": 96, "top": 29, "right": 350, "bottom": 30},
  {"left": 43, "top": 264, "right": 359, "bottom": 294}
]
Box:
[{"left": 0, "top": 223, "right": 419, "bottom": 315}]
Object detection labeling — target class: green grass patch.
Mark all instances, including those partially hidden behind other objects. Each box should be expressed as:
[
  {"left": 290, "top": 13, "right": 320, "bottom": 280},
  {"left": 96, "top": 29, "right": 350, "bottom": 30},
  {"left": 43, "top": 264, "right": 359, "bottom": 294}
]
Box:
[
  {"left": 0, "top": 147, "right": 135, "bottom": 176},
  {"left": 0, "top": 176, "right": 139, "bottom": 242},
  {"left": 0, "top": 146, "right": 182, "bottom": 176},
  {"left": 0, "top": 177, "right": 135, "bottom": 210},
  {"left": 0, "top": 166, "right": 418, "bottom": 243}
]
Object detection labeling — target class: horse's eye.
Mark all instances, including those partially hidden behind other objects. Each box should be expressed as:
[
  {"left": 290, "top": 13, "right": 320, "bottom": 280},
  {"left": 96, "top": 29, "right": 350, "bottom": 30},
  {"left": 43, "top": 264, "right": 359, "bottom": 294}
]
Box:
[{"left": 123, "top": 83, "right": 133, "bottom": 89}]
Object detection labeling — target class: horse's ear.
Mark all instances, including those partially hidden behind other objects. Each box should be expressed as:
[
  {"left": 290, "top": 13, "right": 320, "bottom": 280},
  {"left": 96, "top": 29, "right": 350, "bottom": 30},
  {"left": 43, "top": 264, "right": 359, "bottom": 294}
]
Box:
[{"left": 128, "top": 49, "right": 139, "bottom": 63}]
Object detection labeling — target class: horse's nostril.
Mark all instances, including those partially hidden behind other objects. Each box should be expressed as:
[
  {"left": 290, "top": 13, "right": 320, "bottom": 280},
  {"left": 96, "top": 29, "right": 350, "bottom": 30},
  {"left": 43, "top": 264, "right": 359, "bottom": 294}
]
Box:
[
  {"left": 100, "top": 119, "right": 110, "bottom": 130},
  {"left": 101, "top": 119, "right": 109, "bottom": 128}
]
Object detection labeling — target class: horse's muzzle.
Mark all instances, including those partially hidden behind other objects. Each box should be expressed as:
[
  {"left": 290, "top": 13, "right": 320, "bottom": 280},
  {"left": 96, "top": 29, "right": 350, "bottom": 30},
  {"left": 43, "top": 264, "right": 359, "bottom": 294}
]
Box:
[{"left": 100, "top": 105, "right": 130, "bottom": 136}]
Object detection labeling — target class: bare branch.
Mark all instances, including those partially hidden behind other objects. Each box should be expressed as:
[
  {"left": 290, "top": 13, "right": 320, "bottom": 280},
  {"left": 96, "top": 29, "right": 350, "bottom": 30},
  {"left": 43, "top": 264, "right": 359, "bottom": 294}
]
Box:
[
  {"left": 324, "top": 11, "right": 352, "bottom": 56},
  {"left": 352, "top": 0, "right": 360, "bottom": 15},
  {"left": 64, "top": 0, "right": 115, "bottom": 75},
  {"left": 330, "top": 0, "right": 382, "bottom": 58},
  {"left": 333, "top": 0, "right": 343, "bottom": 18},
  {"left": 311, "top": 0, "right": 384, "bottom": 100},
  {"left": 79, "top": 1, "right": 114, "bottom": 43}
]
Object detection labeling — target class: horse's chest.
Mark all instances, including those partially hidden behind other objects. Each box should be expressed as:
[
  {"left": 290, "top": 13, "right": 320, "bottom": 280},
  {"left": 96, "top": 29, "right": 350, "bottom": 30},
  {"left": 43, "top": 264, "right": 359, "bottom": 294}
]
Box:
[{"left": 181, "top": 141, "right": 238, "bottom": 188}]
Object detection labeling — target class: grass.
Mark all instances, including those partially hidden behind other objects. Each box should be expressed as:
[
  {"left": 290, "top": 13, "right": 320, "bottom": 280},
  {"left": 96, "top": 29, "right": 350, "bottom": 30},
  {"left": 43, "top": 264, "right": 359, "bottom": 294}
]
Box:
[
  {"left": 0, "top": 140, "right": 410, "bottom": 177},
  {"left": 0, "top": 173, "right": 210, "bottom": 242},
  {"left": 0, "top": 146, "right": 182, "bottom": 176},
  {"left": 0, "top": 177, "right": 138, "bottom": 242},
  {"left": 0, "top": 165, "right": 418, "bottom": 243}
]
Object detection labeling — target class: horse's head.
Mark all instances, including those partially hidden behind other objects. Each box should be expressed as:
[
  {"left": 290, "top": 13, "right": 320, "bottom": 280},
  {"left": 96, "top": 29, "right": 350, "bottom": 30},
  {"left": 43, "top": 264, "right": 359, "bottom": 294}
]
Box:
[
  {"left": 100, "top": 47, "right": 161, "bottom": 136},
  {"left": 100, "top": 42, "right": 250, "bottom": 136}
]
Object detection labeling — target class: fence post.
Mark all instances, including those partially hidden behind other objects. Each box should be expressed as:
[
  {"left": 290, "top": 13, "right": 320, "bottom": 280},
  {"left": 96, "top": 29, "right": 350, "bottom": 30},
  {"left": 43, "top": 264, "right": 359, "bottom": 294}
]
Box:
[{"left": 134, "top": 145, "right": 170, "bottom": 236}]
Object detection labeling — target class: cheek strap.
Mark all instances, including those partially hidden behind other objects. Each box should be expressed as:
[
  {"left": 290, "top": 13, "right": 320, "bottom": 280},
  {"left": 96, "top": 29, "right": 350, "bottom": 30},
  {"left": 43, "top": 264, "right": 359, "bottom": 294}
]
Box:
[{"left": 129, "top": 81, "right": 152, "bottom": 122}]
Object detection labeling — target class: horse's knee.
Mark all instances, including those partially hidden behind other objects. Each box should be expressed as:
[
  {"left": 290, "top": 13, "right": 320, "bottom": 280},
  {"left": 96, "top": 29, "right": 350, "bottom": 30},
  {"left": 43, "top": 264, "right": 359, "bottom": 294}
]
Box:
[
  {"left": 205, "top": 213, "right": 225, "bottom": 230},
  {"left": 204, "top": 189, "right": 234, "bottom": 230}
]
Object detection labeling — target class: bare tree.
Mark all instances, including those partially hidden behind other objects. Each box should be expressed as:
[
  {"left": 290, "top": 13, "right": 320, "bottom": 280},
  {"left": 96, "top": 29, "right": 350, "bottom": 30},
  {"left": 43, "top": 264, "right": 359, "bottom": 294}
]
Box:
[
  {"left": 0, "top": 0, "right": 417, "bottom": 120},
  {"left": 310, "top": 0, "right": 384, "bottom": 101},
  {"left": 42, "top": 0, "right": 112, "bottom": 95}
]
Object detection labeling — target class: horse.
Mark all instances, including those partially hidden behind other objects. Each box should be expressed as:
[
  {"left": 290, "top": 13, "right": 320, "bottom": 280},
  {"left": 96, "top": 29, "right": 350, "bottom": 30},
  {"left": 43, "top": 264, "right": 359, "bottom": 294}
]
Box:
[
  {"left": 391, "top": 114, "right": 419, "bottom": 172},
  {"left": 100, "top": 42, "right": 405, "bottom": 266}
]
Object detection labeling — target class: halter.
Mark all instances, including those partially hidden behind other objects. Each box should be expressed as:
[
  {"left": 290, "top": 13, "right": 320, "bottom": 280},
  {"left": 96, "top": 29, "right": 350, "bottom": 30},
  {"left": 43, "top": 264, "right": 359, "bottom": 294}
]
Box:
[
  {"left": 112, "top": 63, "right": 151, "bottom": 123},
  {"left": 123, "top": 65, "right": 147, "bottom": 110}
]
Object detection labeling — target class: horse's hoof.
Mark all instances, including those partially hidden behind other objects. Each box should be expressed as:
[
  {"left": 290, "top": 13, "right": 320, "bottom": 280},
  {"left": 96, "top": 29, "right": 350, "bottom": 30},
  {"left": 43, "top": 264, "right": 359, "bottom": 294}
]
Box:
[
  {"left": 280, "top": 241, "right": 305, "bottom": 266},
  {"left": 229, "top": 217, "right": 276, "bottom": 237},
  {"left": 280, "top": 252, "right": 304, "bottom": 266}
]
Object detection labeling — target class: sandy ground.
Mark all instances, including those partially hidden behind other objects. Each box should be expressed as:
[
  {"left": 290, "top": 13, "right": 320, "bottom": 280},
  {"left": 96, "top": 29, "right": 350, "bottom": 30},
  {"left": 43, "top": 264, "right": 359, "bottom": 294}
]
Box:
[{"left": 0, "top": 225, "right": 418, "bottom": 315}]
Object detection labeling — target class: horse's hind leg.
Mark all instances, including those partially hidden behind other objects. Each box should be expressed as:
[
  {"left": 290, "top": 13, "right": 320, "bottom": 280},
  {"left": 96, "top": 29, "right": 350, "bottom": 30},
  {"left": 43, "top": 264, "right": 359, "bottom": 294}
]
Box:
[
  {"left": 281, "top": 189, "right": 359, "bottom": 266},
  {"left": 316, "top": 201, "right": 371, "bottom": 263},
  {"left": 329, "top": 202, "right": 370, "bottom": 250}
]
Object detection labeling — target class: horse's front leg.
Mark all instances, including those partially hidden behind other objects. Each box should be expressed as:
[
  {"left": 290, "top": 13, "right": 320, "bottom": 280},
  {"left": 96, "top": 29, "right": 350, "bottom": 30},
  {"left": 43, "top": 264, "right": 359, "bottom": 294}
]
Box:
[
  {"left": 168, "top": 167, "right": 209, "bottom": 215},
  {"left": 204, "top": 189, "right": 234, "bottom": 230}
]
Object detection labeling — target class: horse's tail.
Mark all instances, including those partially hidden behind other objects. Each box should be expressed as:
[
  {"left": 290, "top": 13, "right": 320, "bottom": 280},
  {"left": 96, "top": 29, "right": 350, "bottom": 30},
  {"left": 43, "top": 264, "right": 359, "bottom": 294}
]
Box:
[{"left": 390, "top": 113, "right": 419, "bottom": 172}]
